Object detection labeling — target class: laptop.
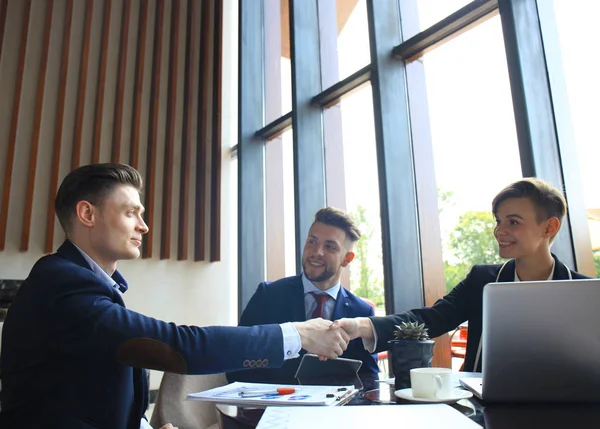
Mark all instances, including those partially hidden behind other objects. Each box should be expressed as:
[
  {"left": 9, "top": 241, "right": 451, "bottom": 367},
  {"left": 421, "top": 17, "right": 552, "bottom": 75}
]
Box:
[{"left": 459, "top": 279, "right": 600, "bottom": 402}]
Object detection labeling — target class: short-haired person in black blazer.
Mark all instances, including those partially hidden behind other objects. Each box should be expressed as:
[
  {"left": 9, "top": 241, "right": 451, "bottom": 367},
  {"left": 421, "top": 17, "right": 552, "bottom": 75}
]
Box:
[
  {"left": 0, "top": 163, "right": 350, "bottom": 429},
  {"left": 334, "top": 178, "right": 589, "bottom": 372},
  {"left": 228, "top": 207, "right": 379, "bottom": 384}
]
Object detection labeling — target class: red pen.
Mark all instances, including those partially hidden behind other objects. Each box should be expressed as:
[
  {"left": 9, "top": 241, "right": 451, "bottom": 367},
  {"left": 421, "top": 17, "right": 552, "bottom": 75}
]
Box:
[{"left": 239, "top": 387, "right": 296, "bottom": 397}]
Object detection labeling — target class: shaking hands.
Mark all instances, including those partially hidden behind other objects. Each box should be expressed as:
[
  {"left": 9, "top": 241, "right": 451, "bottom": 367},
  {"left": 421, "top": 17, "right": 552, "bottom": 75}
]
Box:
[
  {"left": 294, "top": 317, "right": 375, "bottom": 359},
  {"left": 294, "top": 318, "right": 349, "bottom": 359}
]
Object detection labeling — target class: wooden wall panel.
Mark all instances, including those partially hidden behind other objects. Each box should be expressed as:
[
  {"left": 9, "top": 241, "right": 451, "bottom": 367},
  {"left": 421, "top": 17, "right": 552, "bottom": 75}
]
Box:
[
  {"left": 178, "top": 0, "right": 195, "bottom": 260},
  {"left": 21, "top": 0, "right": 54, "bottom": 251},
  {"left": 0, "top": 0, "right": 7, "bottom": 66},
  {"left": 194, "top": 0, "right": 211, "bottom": 261},
  {"left": 45, "top": 0, "right": 74, "bottom": 254},
  {"left": 129, "top": 0, "right": 149, "bottom": 169},
  {"left": 0, "top": 0, "right": 31, "bottom": 251},
  {"left": 111, "top": 0, "right": 131, "bottom": 162},
  {"left": 72, "top": 0, "right": 93, "bottom": 169},
  {"left": 209, "top": 0, "right": 222, "bottom": 262},
  {"left": 91, "top": 0, "right": 111, "bottom": 164},
  {"left": 0, "top": 0, "right": 223, "bottom": 262},
  {"left": 161, "top": 0, "right": 179, "bottom": 260},
  {"left": 142, "top": 0, "right": 164, "bottom": 259}
]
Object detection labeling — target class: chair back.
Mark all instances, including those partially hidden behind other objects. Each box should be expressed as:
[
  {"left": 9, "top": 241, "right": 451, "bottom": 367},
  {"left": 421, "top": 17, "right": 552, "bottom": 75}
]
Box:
[{"left": 150, "top": 372, "right": 227, "bottom": 429}]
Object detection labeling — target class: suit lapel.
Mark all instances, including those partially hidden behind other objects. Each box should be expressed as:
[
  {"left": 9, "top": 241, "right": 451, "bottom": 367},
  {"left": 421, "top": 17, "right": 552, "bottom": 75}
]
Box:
[
  {"left": 290, "top": 275, "right": 308, "bottom": 321},
  {"left": 499, "top": 255, "right": 572, "bottom": 282},
  {"left": 497, "top": 260, "right": 516, "bottom": 282},
  {"left": 332, "top": 287, "right": 350, "bottom": 319},
  {"left": 551, "top": 254, "right": 572, "bottom": 280}
]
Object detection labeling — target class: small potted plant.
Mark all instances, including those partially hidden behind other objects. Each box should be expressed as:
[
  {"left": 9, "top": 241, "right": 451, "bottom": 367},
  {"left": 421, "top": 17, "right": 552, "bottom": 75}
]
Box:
[{"left": 388, "top": 321, "right": 435, "bottom": 390}]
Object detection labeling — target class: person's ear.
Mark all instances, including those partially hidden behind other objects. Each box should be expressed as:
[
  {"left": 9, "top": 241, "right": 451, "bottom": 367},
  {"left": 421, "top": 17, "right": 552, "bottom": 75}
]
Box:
[
  {"left": 75, "top": 201, "right": 96, "bottom": 228},
  {"left": 544, "top": 217, "right": 560, "bottom": 240},
  {"left": 342, "top": 251, "right": 355, "bottom": 267}
]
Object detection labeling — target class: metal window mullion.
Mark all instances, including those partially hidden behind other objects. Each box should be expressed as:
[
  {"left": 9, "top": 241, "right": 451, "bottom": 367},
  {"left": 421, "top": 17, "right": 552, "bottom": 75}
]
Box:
[
  {"left": 498, "top": 0, "right": 575, "bottom": 268},
  {"left": 289, "top": 0, "right": 326, "bottom": 271},
  {"left": 238, "top": 0, "right": 267, "bottom": 314},
  {"left": 367, "top": 0, "right": 424, "bottom": 314}
]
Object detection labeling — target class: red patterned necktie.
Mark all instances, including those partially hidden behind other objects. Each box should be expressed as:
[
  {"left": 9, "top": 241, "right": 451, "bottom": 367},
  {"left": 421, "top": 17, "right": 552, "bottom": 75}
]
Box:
[{"left": 309, "top": 292, "right": 330, "bottom": 319}]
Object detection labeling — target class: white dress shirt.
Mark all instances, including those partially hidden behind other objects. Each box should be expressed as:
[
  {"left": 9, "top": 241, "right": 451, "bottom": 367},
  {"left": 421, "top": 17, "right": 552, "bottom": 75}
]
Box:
[{"left": 301, "top": 273, "right": 340, "bottom": 320}]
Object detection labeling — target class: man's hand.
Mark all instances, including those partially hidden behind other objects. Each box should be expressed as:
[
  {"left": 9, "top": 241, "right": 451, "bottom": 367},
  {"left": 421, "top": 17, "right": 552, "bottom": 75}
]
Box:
[
  {"left": 160, "top": 424, "right": 179, "bottom": 429},
  {"left": 294, "top": 318, "right": 350, "bottom": 359},
  {"left": 331, "top": 317, "right": 374, "bottom": 341}
]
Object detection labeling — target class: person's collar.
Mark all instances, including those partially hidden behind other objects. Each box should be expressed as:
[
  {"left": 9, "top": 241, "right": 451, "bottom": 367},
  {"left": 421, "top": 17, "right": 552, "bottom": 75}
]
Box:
[
  {"left": 301, "top": 272, "right": 340, "bottom": 299},
  {"left": 514, "top": 258, "right": 555, "bottom": 282},
  {"left": 70, "top": 241, "right": 128, "bottom": 293}
]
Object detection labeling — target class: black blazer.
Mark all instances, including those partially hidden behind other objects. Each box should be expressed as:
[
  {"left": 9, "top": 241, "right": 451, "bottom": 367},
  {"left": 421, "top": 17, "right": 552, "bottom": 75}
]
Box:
[
  {"left": 227, "top": 274, "right": 379, "bottom": 383},
  {"left": 370, "top": 254, "right": 588, "bottom": 372},
  {"left": 0, "top": 241, "right": 285, "bottom": 429}
]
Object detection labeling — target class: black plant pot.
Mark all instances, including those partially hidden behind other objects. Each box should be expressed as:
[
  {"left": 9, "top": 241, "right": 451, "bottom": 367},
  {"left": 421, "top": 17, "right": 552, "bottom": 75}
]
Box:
[{"left": 387, "top": 339, "right": 435, "bottom": 390}]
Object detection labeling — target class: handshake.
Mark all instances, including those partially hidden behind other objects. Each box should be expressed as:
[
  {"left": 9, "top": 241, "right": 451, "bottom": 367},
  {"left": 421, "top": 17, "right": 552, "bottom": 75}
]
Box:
[{"left": 293, "top": 317, "right": 374, "bottom": 359}]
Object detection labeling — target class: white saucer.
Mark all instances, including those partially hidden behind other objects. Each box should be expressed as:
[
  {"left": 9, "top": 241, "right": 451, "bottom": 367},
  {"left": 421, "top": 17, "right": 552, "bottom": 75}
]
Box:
[{"left": 394, "top": 388, "right": 473, "bottom": 404}]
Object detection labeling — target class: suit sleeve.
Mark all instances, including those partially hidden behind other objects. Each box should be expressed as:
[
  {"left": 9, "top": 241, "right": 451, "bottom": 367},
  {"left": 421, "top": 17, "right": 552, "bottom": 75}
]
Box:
[
  {"left": 369, "top": 267, "right": 476, "bottom": 353},
  {"left": 43, "top": 267, "right": 284, "bottom": 374},
  {"left": 345, "top": 302, "right": 379, "bottom": 374}
]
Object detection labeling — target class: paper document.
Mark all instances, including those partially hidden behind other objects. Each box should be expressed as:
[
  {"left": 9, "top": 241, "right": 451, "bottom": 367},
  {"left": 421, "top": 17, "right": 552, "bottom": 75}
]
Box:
[
  {"left": 186, "top": 381, "right": 357, "bottom": 407},
  {"left": 256, "top": 404, "right": 482, "bottom": 429}
]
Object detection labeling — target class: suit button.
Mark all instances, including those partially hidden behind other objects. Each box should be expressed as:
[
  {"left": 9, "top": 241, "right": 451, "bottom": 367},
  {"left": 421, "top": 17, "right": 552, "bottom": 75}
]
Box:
[
  {"left": 243, "top": 359, "right": 250, "bottom": 367},
  {"left": 262, "top": 359, "right": 269, "bottom": 367},
  {"left": 249, "top": 360, "right": 256, "bottom": 368}
]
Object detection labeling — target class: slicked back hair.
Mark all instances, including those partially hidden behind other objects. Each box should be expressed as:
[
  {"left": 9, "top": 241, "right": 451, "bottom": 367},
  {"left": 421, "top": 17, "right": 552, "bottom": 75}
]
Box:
[
  {"left": 55, "top": 163, "right": 143, "bottom": 234},
  {"left": 312, "top": 207, "right": 361, "bottom": 244}
]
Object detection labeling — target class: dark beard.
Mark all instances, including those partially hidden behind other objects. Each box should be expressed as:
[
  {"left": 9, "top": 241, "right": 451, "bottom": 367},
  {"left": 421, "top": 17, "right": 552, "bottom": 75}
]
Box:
[{"left": 302, "top": 261, "right": 336, "bottom": 284}]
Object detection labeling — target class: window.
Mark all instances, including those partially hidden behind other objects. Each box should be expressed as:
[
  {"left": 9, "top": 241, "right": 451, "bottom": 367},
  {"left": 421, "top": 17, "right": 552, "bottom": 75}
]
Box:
[
  {"left": 407, "top": 15, "right": 521, "bottom": 292},
  {"left": 546, "top": 0, "right": 600, "bottom": 277},
  {"left": 265, "top": 129, "right": 296, "bottom": 280},
  {"left": 324, "top": 84, "right": 385, "bottom": 314}
]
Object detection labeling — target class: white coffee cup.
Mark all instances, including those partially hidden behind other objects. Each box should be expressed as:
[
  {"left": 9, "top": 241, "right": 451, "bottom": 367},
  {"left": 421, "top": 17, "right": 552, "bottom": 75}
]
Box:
[{"left": 410, "top": 367, "right": 453, "bottom": 399}]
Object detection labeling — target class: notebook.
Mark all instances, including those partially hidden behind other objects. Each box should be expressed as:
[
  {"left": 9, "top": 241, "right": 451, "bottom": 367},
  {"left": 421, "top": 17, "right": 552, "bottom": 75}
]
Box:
[{"left": 459, "top": 279, "right": 600, "bottom": 402}]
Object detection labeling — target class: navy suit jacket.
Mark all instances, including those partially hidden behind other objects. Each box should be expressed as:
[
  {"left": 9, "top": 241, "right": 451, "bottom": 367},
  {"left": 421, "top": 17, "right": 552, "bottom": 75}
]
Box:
[
  {"left": 370, "top": 254, "right": 588, "bottom": 372},
  {"left": 227, "top": 274, "right": 379, "bottom": 383},
  {"left": 0, "top": 241, "right": 285, "bottom": 429}
]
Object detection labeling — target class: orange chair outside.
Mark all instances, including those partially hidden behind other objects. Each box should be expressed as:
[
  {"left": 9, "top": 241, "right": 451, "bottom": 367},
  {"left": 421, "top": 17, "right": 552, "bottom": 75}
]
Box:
[{"left": 449, "top": 324, "right": 468, "bottom": 359}]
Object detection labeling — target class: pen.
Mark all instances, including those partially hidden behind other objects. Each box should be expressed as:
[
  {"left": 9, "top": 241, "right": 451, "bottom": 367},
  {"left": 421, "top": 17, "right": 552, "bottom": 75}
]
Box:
[
  {"left": 238, "top": 387, "right": 296, "bottom": 397},
  {"left": 335, "top": 388, "right": 356, "bottom": 405}
]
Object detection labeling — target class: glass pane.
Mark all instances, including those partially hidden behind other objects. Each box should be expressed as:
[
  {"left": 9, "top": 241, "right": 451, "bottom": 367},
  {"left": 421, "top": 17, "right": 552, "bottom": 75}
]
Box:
[
  {"left": 408, "top": 15, "right": 522, "bottom": 371},
  {"left": 229, "top": 155, "right": 238, "bottom": 315},
  {"left": 266, "top": 0, "right": 292, "bottom": 123},
  {"left": 408, "top": 16, "right": 521, "bottom": 298},
  {"left": 550, "top": 0, "right": 600, "bottom": 277},
  {"left": 335, "top": 0, "right": 370, "bottom": 82},
  {"left": 401, "top": 0, "right": 474, "bottom": 40},
  {"left": 265, "top": 129, "right": 296, "bottom": 280},
  {"left": 324, "top": 83, "right": 386, "bottom": 316}
]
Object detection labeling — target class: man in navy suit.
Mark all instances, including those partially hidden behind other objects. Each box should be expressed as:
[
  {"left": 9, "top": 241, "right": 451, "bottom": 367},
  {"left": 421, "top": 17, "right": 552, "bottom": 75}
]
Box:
[
  {"left": 0, "top": 163, "right": 350, "bottom": 429},
  {"left": 227, "top": 207, "right": 379, "bottom": 383}
]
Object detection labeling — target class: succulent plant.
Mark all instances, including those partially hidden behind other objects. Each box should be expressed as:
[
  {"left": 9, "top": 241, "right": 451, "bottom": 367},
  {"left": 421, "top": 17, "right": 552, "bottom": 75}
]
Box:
[{"left": 393, "top": 321, "right": 430, "bottom": 341}]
